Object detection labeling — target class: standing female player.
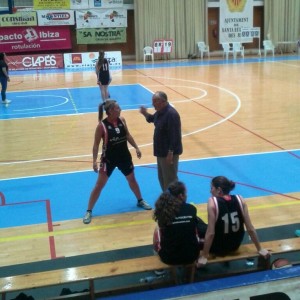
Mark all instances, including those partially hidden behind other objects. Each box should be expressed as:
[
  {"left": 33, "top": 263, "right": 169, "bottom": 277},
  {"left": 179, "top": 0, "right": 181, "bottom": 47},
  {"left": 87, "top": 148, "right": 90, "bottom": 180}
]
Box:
[
  {"left": 83, "top": 100, "right": 151, "bottom": 224},
  {"left": 0, "top": 53, "right": 11, "bottom": 104},
  {"left": 95, "top": 50, "right": 111, "bottom": 102}
]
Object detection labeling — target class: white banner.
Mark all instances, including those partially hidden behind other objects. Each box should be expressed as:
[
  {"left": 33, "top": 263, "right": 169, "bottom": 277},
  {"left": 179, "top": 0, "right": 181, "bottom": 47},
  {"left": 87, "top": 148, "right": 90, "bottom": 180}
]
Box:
[
  {"left": 220, "top": 0, "right": 253, "bottom": 43},
  {"left": 90, "top": 0, "right": 123, "bottom": 9},
  {"left": 163, "top": 40, "right": 173, "bottom": 53},
  {"left": 37, "top": 10, "right": 75, "bottom": 26},
  {"left": 63, "top": 51, "right": 122, "bottom": 70},
  {"left": 75, "top": 8, "right": 127, "bottom": 29},
  {"left": 70, "top": 0, "right": 123, "bottom": 9},
  {"left": 70, "top": 0, "right": 89, "bottom": 10},
  {"left": 241, "top": 26, "right": 260, "bottom": 43},
  {"left": 153, "top": 39, "right": 173, "bottom": 54}
]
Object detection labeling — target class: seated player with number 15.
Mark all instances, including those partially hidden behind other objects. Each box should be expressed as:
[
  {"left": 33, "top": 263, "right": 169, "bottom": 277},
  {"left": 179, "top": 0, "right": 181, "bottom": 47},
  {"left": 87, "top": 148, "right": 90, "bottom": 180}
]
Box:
[{"left": 197, "top": 176, "right": 270, "bottom": 267}]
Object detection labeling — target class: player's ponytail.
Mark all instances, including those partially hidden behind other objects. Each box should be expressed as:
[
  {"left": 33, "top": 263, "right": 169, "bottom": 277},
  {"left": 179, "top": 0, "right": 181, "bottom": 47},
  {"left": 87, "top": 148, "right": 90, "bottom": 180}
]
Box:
[
  {"left": 98, "top": 50, "right": 105, "bottom": 65},
  {"left": 98, "top": 103, "right": 104, "bottom": 121}
]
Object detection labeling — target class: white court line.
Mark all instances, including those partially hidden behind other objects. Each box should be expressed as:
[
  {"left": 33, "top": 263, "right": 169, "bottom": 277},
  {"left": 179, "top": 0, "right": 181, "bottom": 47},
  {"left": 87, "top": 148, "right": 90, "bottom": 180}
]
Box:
[
  {"left": 1, "top": 149, "right": 299, "bottom": 181},
  {"left": 123, "top": 74, "right": 242, "bottom": 138},
  {"left": 13, "top": 95, "right": 69, "bottom": 111},
  {"left": 66, "top": 89, "right": 78, "bottom": 114},
  {"left": 2, "top": 76, "right": 241, "bottom": 168},
  {"left": 274, "top": 61, "right": 300, "bottom": 68},
  {"left": 9, "top": 83, "right": 139, "bottom": 93}
]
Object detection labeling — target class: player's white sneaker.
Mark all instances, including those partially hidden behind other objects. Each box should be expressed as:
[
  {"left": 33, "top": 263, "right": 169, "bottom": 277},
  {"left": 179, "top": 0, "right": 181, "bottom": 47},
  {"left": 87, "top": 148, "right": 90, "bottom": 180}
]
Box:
[
  {"left": 137, "top": 200, "right": 152, "bottom": 210},
  {"left": 2, "top": 99, "right": 11, "bottom": 104},
  {"left": 83, "top": 211, "right": 92, "bottom": 224}
]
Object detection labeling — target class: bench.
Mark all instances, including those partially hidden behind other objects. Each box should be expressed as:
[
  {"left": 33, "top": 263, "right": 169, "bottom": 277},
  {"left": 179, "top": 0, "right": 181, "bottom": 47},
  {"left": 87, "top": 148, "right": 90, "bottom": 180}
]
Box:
[{"left": 1, "top": 237, "right": 300, "bottom": 300}]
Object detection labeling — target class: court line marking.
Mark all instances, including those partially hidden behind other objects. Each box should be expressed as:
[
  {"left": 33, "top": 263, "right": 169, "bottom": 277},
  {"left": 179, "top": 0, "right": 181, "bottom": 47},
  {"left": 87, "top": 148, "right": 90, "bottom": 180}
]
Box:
[
  {"left": 1, "top": 199, "right": 299, "bottom": 243},
  {"left": 128, "top": 82, "right": 241, "bottom": 139},
  {"left": 13, "top": 95, "right": 69, "bottom": 111},
  {"left": 67, "top": 88, "right": 78, "bottom": 114},
  {"left": 0, "top": 219, "right": 152, "bottom": 243},
  {"left": 8, "top": 83, "right": 142, "bottom": 93},
  {"left": 1, "top": 80, "right": 241, "bottom": 160},
  {"left": 2, "top": 83, "right": 155, "bottom": 120},
  {"left": 119, "top": 74, "right": 242, "bottom": 138},
  {"left": 274, "top": 61, "right": 300, "bottom": 68},
  {"left": 0, "top": 148, "right": 299, "bottom": 176},
  {"left": 132, "top": 73, "right": 299, "bottom": 159}
]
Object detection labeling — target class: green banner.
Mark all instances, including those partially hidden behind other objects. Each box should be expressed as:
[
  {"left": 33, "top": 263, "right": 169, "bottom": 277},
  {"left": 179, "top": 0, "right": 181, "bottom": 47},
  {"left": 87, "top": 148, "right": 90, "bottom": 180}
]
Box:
[
  {"left": 33, "top": 0, "right": 70, "bottom": 10},
  {"left": 77, "top": 28, "right": 126, "bottom": 44},
  {"left": 0, "top": 12, "right": 37, "bottom": 27}
]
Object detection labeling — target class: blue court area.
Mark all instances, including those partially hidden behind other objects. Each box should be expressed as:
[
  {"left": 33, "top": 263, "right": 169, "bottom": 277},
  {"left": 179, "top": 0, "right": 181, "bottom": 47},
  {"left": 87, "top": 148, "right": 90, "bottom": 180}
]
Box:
[
  {"left": 0, "top": 84, "right": 153, "bottom": 120},
  {"left": 0, "top": 150, "right": 299, "bottom": 228}
]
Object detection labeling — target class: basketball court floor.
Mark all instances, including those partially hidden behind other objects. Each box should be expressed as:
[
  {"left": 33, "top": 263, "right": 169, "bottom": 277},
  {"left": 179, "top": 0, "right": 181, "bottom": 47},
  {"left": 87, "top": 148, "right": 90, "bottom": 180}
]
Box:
[{"left": 0, "top": 54, "right": 299, "bottom": 298}]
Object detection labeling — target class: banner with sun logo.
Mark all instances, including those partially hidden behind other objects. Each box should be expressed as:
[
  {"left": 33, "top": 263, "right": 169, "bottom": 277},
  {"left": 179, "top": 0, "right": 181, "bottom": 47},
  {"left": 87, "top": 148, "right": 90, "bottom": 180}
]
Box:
[{"left": 220, "top": 0, "right": 253, "bottom": 43}]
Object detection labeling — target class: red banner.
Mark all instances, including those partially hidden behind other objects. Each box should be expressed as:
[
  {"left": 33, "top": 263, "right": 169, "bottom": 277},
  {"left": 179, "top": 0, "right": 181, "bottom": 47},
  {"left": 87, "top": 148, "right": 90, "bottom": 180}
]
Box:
[
  {"left": 6, "top": 54, "right": 64, "bottom": 71},
  {"left": 0, "top": 26, "right": 72, "bottom": 53}
]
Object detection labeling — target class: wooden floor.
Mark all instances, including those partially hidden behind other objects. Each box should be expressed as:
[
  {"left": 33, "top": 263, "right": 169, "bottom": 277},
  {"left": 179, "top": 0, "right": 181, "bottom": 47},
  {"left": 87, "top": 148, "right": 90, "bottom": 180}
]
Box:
[{"left": 0, "top": 55, "right": 300, "bottom": 267}]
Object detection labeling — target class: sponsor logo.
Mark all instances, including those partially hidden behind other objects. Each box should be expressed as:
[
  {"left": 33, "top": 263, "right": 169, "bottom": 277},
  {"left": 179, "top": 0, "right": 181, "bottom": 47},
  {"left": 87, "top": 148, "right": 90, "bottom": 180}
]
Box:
[
  {"left": 71, "top": 54, "right": 82, "bottom": 64},
  {"left": 0, "top": 28, "right": 61, "bottom": 43},
  {"left": 226, "top": 0, "right": 246, "bottom": 12},
  {"left": 44, "top": 13, "right": 71, "bottom": 21},
  {"left": 1, "top": 15, "right": 35, "bottom": 22},
  {"left": 82, "top": 30, "right": 122, "bottom": 38},
  {"left": 7, "top": 54, "right": 63, "bottom": 70},
  {"left": 22, "top": 55, "right": 57, "bottom": 67},
  {"left": 0, "top": 33, "right": 23, "bottom": 41},
  {"left": 23, "top": 28, "right": 39, "bottom": 42}
]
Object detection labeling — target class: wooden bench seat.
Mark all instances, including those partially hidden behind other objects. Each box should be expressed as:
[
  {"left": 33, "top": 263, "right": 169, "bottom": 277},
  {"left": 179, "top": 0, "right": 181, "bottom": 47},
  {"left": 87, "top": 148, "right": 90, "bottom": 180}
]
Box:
[
  {"left": 1, "top": 237, "right": 300, "bottom": 300},
  {"left": 208, "top": 237, "right": 300, "bottom": 263},
  {"left": 0, "top": 256, "right": 173, "bottom": 300}
]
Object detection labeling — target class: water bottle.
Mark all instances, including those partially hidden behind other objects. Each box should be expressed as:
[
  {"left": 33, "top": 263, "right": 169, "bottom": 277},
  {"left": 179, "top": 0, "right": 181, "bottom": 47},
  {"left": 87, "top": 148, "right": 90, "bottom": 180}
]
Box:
[
  {"left": 139, "top": 276, "right": 156, "bottom": 283},
  {"left": 246, "top": 258, "right": 255, "bottom": 266},
  {"left": 139, "top": 274, "right": 165, "bottom": 283}
]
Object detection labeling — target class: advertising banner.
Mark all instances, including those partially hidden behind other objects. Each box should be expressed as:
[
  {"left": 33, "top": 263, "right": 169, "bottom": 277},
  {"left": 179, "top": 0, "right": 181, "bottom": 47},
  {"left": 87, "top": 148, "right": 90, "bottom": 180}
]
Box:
[
  {"left": 70, "top": 0, "right": 89, "bottom": 10},
  {"left": 90, "top": 0, "right": 123, "bottom": 9},
  {"left": 219, "top": 0, "right": 253, "bottom": 43},
  {"left": 153, "top": 39, "right": 173, "bottom": 54},
  {"left": 70, "top": 0, "right": 123, "bottom": 9},
  {"left": 0, "top": 26, "right": 72, "bottom": 53},
  {"left": 241, "top": 27, "right": 260, "bottom": 43},
  {"left": 0, "top": 11, "right": 37, "bottom": 27},
  {"left": 77, "top": 27, "right": 126, "bottom": 44},
  {"left": 75, "top": 8, "right": 127, "bottom": 29},
  {"left": 33, "top": 0, "right": 70, "bottom": 10},
  {"left": 63, "top": 51, "right": 122, "bottom": 70},
  {"left": 37, "top": 10, "right": 75, "bottom": 26},
  {"left": 6, "top": 54, "right": 64, "bottom": 71}
]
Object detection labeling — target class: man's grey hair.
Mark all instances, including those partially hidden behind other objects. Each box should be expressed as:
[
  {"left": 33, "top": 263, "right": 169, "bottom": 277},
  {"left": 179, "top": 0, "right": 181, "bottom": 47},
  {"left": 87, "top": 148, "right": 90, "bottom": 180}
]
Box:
[{"left": 154, "top": 91, "right": 168, "bottom": 102}]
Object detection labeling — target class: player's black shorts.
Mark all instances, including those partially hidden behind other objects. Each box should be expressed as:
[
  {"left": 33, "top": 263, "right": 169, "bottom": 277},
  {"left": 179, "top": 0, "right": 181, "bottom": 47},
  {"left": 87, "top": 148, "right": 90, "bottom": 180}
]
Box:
[
  {"left": 98, "top": 73, "right": 110, "bottom": 85},
  {"left": 99, "top": 157, "right": 134, "bottom": 177}
]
